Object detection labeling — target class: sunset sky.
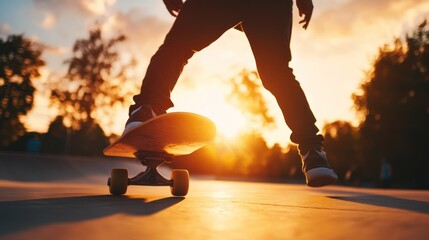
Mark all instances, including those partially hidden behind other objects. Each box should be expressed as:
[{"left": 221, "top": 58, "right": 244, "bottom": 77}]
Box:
[{"left": 1, "top": 0, "right": 428, "bottom": 147}]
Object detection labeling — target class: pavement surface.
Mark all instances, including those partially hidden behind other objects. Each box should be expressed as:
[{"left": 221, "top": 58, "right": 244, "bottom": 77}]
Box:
[{"left": 1, "top": 152, "right": 429, "bottom": 240}]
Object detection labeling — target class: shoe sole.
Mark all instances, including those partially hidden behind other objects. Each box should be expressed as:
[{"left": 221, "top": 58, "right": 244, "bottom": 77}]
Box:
[{"left": 306, "top": 167, "right": 338, "bottom": 187}]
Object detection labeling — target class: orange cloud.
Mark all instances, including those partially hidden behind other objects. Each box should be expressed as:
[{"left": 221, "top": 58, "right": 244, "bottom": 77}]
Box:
[
  {"left": 34, "top": 0, "right": 116, "bottom": 17},
  {"left": 82, "top": 0, "right": 116, "bottom": 15},
  {"left": 100, "top": 8, "right": 172, "bottom": 75},
  {"left": 310, "top": 0, "right": 429, "bottom": 39},
  {"left": 41, "top": 12, "right": 55, "bottom": 29},
  {"left": 0, "top": 23, "right": 10, "bottom": 36},
  {"left": 103, "top": 8, "right": 170, "bottom": 50}
]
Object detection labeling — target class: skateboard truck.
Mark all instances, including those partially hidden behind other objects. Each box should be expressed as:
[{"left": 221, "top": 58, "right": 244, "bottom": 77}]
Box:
[
  {"left": 129, "top": 151, "right": 173, "bottom": 186},
  {"left": 107, "top": 151, "right": 190, "bottom": 196}
]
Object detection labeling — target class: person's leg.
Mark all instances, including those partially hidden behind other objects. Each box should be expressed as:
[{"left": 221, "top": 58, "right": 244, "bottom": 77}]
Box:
[
  {"left": 130, "top": 0, "right": 243, "bottom": 115},
  {"left": 242, "top": 0, "right": 320, "bottom": 148},
  {"left": 242, "top": 0, "right": 337, "bottom": 186}
]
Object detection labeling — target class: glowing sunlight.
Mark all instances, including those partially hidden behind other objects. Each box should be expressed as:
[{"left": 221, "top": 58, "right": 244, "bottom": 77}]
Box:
[
  {"left": 171, "top": 81, "right": 249, "bottom": 140},
  {"left": 203, "top": 104, "right": 248, "bottom": 140}
]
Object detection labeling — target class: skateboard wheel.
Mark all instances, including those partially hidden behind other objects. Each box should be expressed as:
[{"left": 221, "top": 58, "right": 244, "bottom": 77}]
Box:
[
  {"left": 170, "top": 169, "right": 189, "bottom": 196},
  {"left": 109, "top": 169, "right": 128, "bottom": 195}
]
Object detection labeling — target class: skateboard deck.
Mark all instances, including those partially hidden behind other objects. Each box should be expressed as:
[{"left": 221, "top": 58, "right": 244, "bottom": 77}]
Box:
[{"left": 104, "top": 112, "right": 216, "bottom": 158}]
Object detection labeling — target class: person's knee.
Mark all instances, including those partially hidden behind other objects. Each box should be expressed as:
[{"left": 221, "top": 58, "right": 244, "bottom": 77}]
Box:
[
  {"left": 258, "top": 67, "right": 298, "bottom": 94},
  {"left": 152, "top": 42, "right": 195, "bottom": 66}
]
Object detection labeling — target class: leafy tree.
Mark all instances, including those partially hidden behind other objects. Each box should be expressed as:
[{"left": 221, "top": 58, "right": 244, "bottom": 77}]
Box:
[
  {"left": 323, "top": 121, "right": 361, "bottom": 182},
  {"left": 239, "top": 132, "right": 270, "bottom": 177},
  {"left": 41, "top": 116, "right": 68, "bottom": 154},
  {"left": 70, "top": 120, "right": 109, "bottom": 156},
  {"left": 0, "top": 35, "right": 45, "bottom": 149},
  {"left": 228, "top": 70, "right": 275, "bottom": 128},
  {"left": 352, "top": 20, "right": 429, "bottom": 188},
  {"left": 265, "top": 143, "right": 287, "bottom": 180},
  {"left": 51, "top": 27, "right": 134, "bottom": 129},
  {"left": 41, "top": 115, "right": 108, "bottom": 156},
  {"left": 282, "top": 144, "right": 303, "bottom": 179}
]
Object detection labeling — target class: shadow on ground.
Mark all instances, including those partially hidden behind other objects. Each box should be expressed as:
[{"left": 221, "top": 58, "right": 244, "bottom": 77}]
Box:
[
  {"left": 0, "top": 152, "right": 140, "bottom": 183},
  {"left": 326, "top": 191, "right": 429, "bottom": 214},
  {"left": 0, "top": 195, "right": 184, "bottom": 237}
]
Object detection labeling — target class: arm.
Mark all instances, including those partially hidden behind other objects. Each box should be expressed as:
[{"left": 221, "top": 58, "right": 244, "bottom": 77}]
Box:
[
  {"left": 296, "top": 0, "right": 314, "bottom": 30},
  {"left": 163, "top": 0, "right": 184, "bottom": 17}
]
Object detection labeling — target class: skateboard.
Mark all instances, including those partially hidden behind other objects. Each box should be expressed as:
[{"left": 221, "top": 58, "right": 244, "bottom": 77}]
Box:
[{"left": 103, "top": 112, "right": 216, "bottom": 196}]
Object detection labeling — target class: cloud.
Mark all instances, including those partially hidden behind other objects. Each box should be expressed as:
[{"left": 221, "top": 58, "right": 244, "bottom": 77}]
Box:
[
  {"left": 41, "top": 43, "right": 68, "bottom": 55},
  {"left": 291, "top": 0, "right": 429, "bottom": 59},
  {"left": 310, "top": 0, "right": 429, "bottom": 40},
  {"left": 100, "top": 8, "right": 172, "bottom": 68},
  {"left": 41, "top": 12, "right": 56, "bottom": 29},
  {"left": 82, "top": 0, "right": 116, "bottom": 15},
  {"left": 32, "top": 0, "right": 170, "bottom": 63},
  {"left": 34, "top": 0, "right": 116, "bottom": 17},
  {"left": 0, "top": 23, "right": 11, "bottom": 37}
]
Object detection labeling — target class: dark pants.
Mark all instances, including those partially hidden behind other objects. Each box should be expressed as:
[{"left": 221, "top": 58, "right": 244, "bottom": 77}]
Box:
[{"left": 131, "top": 0, "right": 322, "bottom": 146}]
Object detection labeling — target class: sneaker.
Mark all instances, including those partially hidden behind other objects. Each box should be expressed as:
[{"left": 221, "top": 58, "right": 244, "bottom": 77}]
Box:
[
  {"left": 123, "top": 105, "right": 165, "bottom": 135},
  {"left": 300, "top": 147, "right": 338, "bottom": 187}
]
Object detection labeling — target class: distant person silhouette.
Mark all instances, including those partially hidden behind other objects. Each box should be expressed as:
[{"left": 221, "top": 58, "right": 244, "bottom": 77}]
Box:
[
  {"left": 125, "top": 0, "right": 338, "bottom": 187},
  {"left": 380, "top": 158, "right": 393, "bottom": 188}
]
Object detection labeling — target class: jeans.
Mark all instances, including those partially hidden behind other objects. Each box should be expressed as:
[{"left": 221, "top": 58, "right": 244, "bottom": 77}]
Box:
[{"left": 131, "top": 0, "right": 322, "bottom": 146}]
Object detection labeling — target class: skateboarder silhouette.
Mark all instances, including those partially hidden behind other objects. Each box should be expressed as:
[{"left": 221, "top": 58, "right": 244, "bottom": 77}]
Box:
[{"left": 125, "top": 0, "right": 338, "bottom": 187}]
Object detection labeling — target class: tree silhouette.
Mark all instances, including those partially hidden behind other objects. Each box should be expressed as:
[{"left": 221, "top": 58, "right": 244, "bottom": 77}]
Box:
[
  {"left": 323, "top": 121, "right": 361, "bottom": 182},
  {"left": 0, "top": 35, "right": 45, "bottom": 149},
  {"left": 228, "top": 70, "right": 275, "bottom": 128},
  {"left": 70, "top": 120, "right": 109, "bottom": 156},
  {"left": 352, "top": 20, "right": 429, "bottom": 188},
  {"left": 265, "top": 143, "right": 287, "bottom": 180},
  {"left": 283, "top": 144, "right": 303, "bottom": 179},
  {"left": 41, "top": 116, "right": 68, "bottom": 154},
  {"left": 238, "top": 132, "right": 270, "bottom": 177},
  {"left": 51, "top": 27, "right": 134, "bottom": 129}
]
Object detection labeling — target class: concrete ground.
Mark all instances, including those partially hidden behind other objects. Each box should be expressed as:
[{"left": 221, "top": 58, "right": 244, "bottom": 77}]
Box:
[{"left": 0, "top": 152, "right": 428, "bottom": 240}]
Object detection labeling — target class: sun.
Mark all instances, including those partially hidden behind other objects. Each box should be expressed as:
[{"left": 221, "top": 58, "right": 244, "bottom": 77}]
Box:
[
  {"left": 171, "top": 82, "right": 249, "bottom": 140},
  {"left": 201, "top": 104, "right": 248, "bottom": 139}
]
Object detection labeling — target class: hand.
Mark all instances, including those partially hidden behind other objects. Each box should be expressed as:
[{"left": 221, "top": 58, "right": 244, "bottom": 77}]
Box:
[
  {"left": 163, "top": 0, "right": 184, "bottom": 17},
  {"left": 296, "top": 0, "right": 313, "bottom": 30}
]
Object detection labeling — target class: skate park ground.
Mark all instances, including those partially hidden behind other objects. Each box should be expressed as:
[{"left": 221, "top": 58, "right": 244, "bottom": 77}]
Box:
[{"left": 0, "top": 152, "right": 428, "bottom": 240}]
